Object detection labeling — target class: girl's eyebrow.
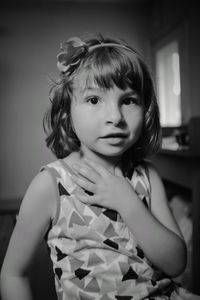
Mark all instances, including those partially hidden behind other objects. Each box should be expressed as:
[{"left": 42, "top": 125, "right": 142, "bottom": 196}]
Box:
[
  {"left": 83, "top": 87, "right": 137, "bottom": 93},
  {"left": 81, "top": 86, "right": 139, "bottom": 97},
  {"left": 121, "top": 90, "right": 139, "bottom": 97},
  {"left": 82, "top": 86, "right": 101, "bottom": 95}
]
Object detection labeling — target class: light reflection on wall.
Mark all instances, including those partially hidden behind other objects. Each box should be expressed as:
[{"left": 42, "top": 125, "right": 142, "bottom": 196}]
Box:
[{"left": 156, "top": 41, "right": 181, "bottom": 127}]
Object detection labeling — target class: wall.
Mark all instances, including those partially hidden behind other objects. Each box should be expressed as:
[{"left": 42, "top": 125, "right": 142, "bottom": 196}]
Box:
[
  {"left": 0, "top": 1, "right": 150, "bottom": 201},
  {"left": 150, "top": 0, "right": 200, "bottom": 122}
]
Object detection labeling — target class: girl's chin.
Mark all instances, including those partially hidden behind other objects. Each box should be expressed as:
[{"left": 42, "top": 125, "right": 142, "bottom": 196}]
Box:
[
  {"left": 86, "top": 148, "right": 126, "bottom": 159},
  {"left": 99, "top": 144, "right": 130, "bottom": 156},
  {"left": 79, "top": 142, "right": 131, "bottom": 159}
]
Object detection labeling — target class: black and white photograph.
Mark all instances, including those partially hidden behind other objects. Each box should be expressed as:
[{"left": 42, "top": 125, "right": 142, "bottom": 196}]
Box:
[{"left": 0, "top": 0, "right": 200, "bottom": 299}]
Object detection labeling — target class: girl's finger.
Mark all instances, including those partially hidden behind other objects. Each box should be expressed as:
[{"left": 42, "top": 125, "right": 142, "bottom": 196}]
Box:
[
  {"left": 76, "top": 193, "right": 101, "bottom": 206},
  {"left": 71, "top": 174, "right": 96, "bottom": 193},
  {"left": 72, "top": 163, "right": 99, "bottom": 183}
]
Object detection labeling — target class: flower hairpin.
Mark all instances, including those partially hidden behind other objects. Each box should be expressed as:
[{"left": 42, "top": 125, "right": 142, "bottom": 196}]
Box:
[{"left": 57, "top": 37, "right": 88, "bottom": 74}]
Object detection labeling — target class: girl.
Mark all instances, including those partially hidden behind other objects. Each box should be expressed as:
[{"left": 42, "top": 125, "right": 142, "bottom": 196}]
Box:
[{"left": 0, "top": 34, "right": 198, "bottom": 300}]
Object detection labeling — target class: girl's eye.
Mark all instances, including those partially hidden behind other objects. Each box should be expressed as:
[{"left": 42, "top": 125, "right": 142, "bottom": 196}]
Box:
[
  {"left": 87, "top": 97, "right": 100, "bottom": 105},
  {"left": 122, "top": 97, "right": 139, "bottom": 105}
]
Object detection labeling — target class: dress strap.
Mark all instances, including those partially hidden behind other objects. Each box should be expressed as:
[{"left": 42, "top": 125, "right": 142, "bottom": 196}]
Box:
[
  {"left": 58, "top": 159, "right": 75, "bottom": 176},
  {"left": 129, "top": 162, "right": 152, "bottom": 210}
]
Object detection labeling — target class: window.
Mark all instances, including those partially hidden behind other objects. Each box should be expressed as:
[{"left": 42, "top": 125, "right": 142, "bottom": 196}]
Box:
[{"left": 155, "top": 40, "right": 181, "bottom": 127}]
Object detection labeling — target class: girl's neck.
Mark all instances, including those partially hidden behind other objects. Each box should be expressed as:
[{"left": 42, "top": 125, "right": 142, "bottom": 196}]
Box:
[{"left": 77, "top": 148, "right": 122, "bottom": 174}]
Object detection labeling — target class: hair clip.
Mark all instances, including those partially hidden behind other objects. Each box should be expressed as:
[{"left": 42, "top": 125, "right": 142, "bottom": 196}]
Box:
[{"left": 57, "top": 37, "right": 88, "bottom": 73}]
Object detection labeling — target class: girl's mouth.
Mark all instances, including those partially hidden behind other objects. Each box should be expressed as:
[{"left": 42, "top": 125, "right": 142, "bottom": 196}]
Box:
[
  {"left": 100, "top": 133, "right": 128, "bottom": 145},
  {"left": 101, "top": 132, "right": 128, "bottom": 138}
]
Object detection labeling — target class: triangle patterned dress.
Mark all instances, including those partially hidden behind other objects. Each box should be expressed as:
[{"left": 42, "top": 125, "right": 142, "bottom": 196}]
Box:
[{"left": 41, "top": 159, "right": 197, "bottom": 300}]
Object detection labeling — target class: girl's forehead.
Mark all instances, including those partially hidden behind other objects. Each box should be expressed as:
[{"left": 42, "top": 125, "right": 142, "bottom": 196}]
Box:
[
  {"left": 72, "top": 71, "right": 98, "bottom": 92},
  {"left": 71, "top": 69, "right": 136, "bottom": 94},
  {"left": 72, "top": 75, "right": 138, "bottom": 100}
]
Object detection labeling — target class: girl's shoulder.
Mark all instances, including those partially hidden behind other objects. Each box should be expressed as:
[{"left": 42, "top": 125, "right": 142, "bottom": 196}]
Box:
[
  {"left": 129, "top": 160, "right": 163, "bottom": 209},
  {"left": 41, "top": 155, "right": 77, "bottom": 186},
  {"left": 41, "top": 152, "right": 79, "bottom": 176},
  {"left": 17, "top": 167, "right": 59, "bottom": 230},
  {"left": 131, "top": 160, "right": 160, "bottom": 184},
  {"left": 39, "top": 155, "right": 80, "bottom": 225},
  {"left": 130, "top": 161, "right": 152, "bottom": 191},
  {"left": 142, "top": 160, "right": 163, "bottom": 190},
  {"left": 127, "top": 161, "right": 154, "bottom": 209},
  {"left": 31, "top": 158, "right": 74, "bottom": 225}
]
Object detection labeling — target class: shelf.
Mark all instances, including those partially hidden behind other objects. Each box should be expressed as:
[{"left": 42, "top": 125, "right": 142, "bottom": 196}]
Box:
[
  {"left": 161, "top": 148, "right": 190, "bottom": 157},
  {"left": 160, "top": 148, "right": 200, "bottom": 159}
]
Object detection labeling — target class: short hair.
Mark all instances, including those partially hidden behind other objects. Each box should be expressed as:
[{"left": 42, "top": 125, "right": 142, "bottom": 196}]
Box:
[{"left": 43, "top": 34, "right": 161, "bottom": 169}]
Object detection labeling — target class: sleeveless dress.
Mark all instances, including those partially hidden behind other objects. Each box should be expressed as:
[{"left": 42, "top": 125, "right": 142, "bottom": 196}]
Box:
[{"left": 41, "top": 159, "right": 199, "bottom": 300}]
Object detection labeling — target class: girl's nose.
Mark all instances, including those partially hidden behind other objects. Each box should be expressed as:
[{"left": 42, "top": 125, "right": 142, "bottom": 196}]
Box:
[{"left": 106, "top": 103, "right": 123, "bottom": 125}]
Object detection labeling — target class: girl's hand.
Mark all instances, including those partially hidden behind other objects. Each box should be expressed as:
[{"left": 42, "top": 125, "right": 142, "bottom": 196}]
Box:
[{"left": 71, "top": 158, "right": 137, "bottom": 213}]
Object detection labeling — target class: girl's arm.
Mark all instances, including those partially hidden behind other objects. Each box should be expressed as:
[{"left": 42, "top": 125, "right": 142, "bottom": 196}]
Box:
[
  {"left": 0, "top": 170, "right": 57, "bottom": 300},
  {"left": 120, "top": 163, "right": 187, "bottom": 277}
]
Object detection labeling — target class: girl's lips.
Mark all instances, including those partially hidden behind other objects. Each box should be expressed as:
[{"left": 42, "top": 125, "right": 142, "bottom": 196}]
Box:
[
  {"left": 100, "top": 133, "right": 128, "bottom": 145},
  {"left": 101, "top": 133, "right": 128, "bottom": 138}
]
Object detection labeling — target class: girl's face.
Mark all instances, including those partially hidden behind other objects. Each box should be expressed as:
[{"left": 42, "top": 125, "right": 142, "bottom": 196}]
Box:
[{"left": 70, "top": 73, "right": 144, "bottom": 162}]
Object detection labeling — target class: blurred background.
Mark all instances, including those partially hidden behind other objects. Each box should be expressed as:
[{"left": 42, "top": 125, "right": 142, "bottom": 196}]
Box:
[{"left": 0, "top": 0, "right": 200, "bottom": 298}]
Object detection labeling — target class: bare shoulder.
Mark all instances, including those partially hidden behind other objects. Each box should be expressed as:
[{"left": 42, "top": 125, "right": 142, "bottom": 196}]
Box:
[
  {"left": 19, "top": 169, "right": 57, "bottom": 223},
  {"left": 26, "top": 170, "right": 56, "bottom": 199},
  {"left": 144, "top": 160, "right": 162, "bottom": 184},
  {"left": 144, "top": 160, "right": 167, "bottom": 205}
]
